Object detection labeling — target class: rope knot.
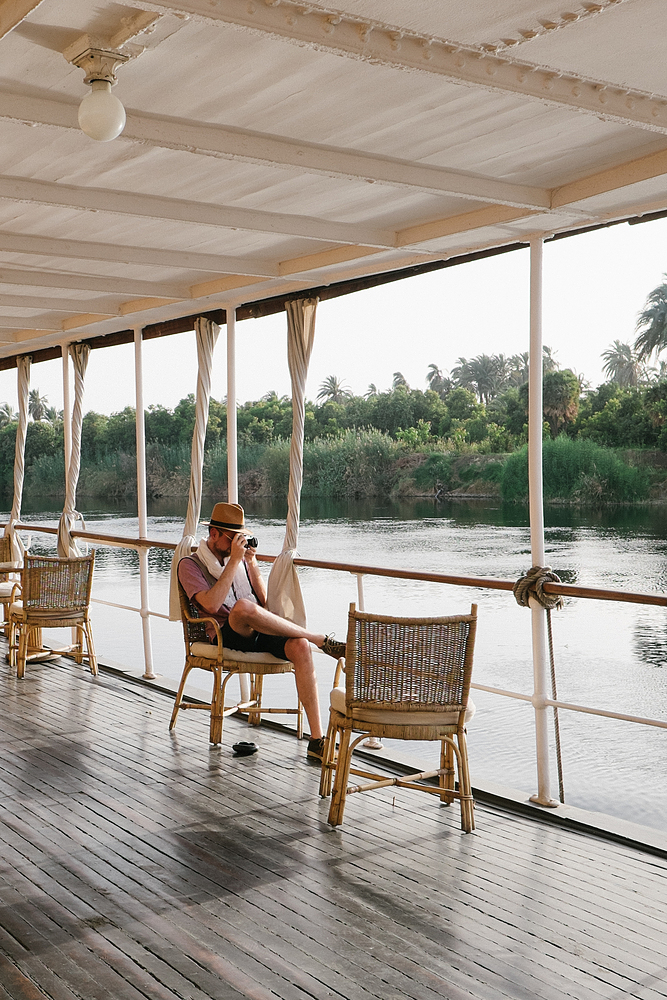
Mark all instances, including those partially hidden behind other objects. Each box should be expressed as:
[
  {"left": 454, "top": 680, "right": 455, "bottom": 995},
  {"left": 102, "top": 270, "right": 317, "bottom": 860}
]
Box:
[{"left": 513, "top": 565, "right": 564, "bottom": 610}]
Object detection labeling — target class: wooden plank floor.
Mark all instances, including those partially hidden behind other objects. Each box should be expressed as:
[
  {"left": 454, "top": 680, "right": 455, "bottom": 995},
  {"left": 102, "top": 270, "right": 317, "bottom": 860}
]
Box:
[{"left": 0, "top": 659, "right": 665, "bottom": 1000}]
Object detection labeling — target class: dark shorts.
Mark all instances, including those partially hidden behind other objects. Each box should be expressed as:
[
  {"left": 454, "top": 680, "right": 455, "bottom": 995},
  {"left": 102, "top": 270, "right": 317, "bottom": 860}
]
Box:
[{"left": 221, "top": 621, "right": 288, "bottom": 661}]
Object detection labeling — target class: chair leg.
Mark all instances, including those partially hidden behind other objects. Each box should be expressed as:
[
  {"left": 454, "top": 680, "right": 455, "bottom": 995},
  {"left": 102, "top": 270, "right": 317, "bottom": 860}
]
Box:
[
  {"left": 319, "top": 713, "right": 337, "bottom": 798},
  {"left": 328, "top": 725, "right": 353, "bottom": 827},
  {"left": 82, "top": 619, "right": 98, "bottom": 676},
  {"left": 16, "top": 625, "right": 29, "bottom": 679},
  {"left": 210, "top": 666, "right": 230, "bottom": 745},
  {"left": 72, "top": 625, "right": 84, "bottom": 664},
  {"left": 296, "top": 696, "right": 304, "bottom": 740},
  {"left": 440, "top": 737, "right": 455, "bottom": 805},
  {"left": 8, "top": 617, "right": 18, "bottom": 667},
  {"left": 248, "top": 673, "right": 263, "bottom": 726},
  {"left": 456, "top": 729, "right": 475, "bottom": 833},
  {"left": 169, "top": 662, "right": 193, "bottom": 732}
]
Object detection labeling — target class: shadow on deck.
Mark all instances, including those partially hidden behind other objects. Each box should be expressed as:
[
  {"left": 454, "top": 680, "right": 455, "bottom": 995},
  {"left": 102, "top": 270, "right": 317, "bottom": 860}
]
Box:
[{"left": 0, "top": 657, "right": 665, "bottom": 1000}]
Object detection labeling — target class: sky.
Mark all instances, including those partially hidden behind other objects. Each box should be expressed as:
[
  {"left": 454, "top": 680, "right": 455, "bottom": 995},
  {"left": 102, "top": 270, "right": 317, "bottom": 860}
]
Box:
[{"left": 1, "top": 215, "right": 667, "bottom": 415}]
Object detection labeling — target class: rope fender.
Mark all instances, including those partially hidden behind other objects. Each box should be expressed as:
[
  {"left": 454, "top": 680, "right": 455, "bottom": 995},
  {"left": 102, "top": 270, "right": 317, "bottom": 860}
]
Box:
[{"left": 513, "top": 565, "right": 564, "bottom": 610}]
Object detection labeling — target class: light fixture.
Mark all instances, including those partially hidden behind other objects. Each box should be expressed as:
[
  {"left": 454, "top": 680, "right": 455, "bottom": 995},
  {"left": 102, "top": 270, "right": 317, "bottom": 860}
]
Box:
[{"left": 65, "top": 35, "right": 129, "bottom": 142}]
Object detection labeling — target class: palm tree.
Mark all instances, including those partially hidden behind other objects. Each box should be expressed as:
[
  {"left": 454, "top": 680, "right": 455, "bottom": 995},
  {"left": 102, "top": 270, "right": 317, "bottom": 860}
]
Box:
[
  {"left": 317, "top": 375, "right": 351, "bottom": 403},
  {"left": 601, "top": 340, "right": 645, "bottom": 388},
  {"left": 45, "top": 405, "right": 63, "bottom": 423},
  {"left": 0, "top": 402, "right": 17, "bottom": 427},
  {"left": 508, "top": 352, "right": 529, "bottom": 386},
  {"left": 364, "top": 383, "right": 378, "bottom": 399},
  {"left": 426, "top": 363, "right": 452, "bottom": 398},
  {"left": 28, "top": 389, "right": 48, "bottom": 421},
  {"left": 392, "top": 371, "right": 409, "bottom": 390},
  {"left": 542, "top": 345, "right": 560, "bottom": 373},
  {"left": 635, "top": 277, "right": 667, "bottom": 361}
]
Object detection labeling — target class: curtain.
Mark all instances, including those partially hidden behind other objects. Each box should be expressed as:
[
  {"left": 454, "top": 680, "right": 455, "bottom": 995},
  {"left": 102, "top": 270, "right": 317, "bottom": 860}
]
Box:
[
  {"left": 3, "top": 355, "right": 31, "bottom": 565},
  {"left": 57, "top": 343, "right": 90, "bottom": 557},
  {"left": 266, "top": 297, "right": 318, "bottom": 627},
  {"left": 168, "top": 316, "right": 220, "bottom": 620}
]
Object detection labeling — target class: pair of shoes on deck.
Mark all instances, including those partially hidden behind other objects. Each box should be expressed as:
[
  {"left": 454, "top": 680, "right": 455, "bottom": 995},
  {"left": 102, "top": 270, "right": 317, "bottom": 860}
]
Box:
[{"left": 320, "top": 635, "right": 346, "bottom": 659}]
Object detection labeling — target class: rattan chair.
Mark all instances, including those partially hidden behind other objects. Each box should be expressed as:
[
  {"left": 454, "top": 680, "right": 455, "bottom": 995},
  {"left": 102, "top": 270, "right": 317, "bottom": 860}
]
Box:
[
  {"left": 170, "top": 582, "right": 303, "bottom": 745},
  {"left": 320, "top": 603, "right": 478, "bottom": 831},
  {"left": 8, "top": 553, "right": 97, "bottom": 679},
  {"left": 0, "top": 533, "right": 21, "bottom": 636}
]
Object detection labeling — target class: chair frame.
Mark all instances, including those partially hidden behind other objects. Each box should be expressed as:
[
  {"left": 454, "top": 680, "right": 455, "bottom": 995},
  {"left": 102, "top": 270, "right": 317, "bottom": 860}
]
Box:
[
  {"left": 8, "top": 553, "right": 98, "bottom": 679},
  {"left": 320, "top": 603, "right": 478, "bottom": 831},
  {"left": 0, "top": 533, "right": 21, "bottom": 637},
  {"left": 170, "top": 582, "right": 303, "bottom": 745}
]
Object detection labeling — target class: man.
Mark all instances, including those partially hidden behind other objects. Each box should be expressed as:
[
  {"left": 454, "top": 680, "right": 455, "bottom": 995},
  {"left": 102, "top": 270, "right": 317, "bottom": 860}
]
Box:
[{"left": 177, "top": 502, "right": 345, "bottom": 761}]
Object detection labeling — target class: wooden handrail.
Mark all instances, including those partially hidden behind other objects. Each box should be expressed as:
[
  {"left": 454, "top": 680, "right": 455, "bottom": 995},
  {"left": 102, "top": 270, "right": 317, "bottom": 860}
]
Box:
[{"left": 7, "top": 520, "right": 667, "bottom": 607}]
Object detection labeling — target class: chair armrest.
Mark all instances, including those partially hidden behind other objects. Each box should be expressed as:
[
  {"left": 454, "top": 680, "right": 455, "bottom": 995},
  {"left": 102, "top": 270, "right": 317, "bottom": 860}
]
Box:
[
  {"left": 10, "top": 582, "right": 21, "bottom": 602},
  {"left": 182, "top": 606, "right": 224, "bottom": 663},
  {"left": 332, "top": 657, "right": 345, "bottom": 689}
]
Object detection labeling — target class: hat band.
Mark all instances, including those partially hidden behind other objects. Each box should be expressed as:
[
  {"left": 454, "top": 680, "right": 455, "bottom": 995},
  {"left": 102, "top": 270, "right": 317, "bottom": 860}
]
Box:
[{"left": 210, "top": 518, "right": 244, "bottom": 530}]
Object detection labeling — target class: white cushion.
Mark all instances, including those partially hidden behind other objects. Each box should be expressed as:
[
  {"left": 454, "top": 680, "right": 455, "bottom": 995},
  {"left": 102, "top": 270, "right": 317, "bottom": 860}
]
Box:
[
  {"left": 190, "top": 642, "right": 290, "bottom": 666},
  {"left": 9, "top": 601, "right": 23, "bottom": 616},
  {"left": 0, "top": 581, "right": 16, "bottom": 597},
  {"left": 329, "top": 685, "right": 476, "bottom": 727}
]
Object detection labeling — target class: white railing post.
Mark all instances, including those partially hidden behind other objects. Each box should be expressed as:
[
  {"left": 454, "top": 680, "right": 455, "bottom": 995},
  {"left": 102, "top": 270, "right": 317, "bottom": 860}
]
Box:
[
  {"left": 134, "top": 326, "right": 156, "bottom": 680},
  {"left": 226, "top": 307, "right": 238, "bottom": 505},
  {"left": 528, "top": 237, "right": 556, "bottom": 807}
]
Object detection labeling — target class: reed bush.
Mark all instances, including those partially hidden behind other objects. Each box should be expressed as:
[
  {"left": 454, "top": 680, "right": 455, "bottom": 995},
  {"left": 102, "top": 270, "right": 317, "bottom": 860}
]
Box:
[
  {"left": 501, "top": 437, "right": 650, "bottom": 502},
  {"left": 302, "top": 430, "right": 401, "bottom": 497},
  {"left": 24, "top": 453, "right": 65, "bottom": 497}
]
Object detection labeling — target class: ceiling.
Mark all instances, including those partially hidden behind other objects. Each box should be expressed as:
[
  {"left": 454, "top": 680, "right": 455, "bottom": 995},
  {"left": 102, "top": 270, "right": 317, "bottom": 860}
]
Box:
[{"left": 0, "top": 0, "right": 665, "bottom": 357}]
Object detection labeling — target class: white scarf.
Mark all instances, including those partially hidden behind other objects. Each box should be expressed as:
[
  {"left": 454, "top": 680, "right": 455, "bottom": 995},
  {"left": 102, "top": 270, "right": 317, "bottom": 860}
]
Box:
[{"left": 195, "top": 538, "right": 255, "bottom": 605}]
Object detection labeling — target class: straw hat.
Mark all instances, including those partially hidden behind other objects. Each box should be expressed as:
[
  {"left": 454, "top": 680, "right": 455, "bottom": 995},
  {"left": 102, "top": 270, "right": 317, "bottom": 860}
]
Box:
[{"left": 206, "top": 502, "right": 245, "bottom": 532}]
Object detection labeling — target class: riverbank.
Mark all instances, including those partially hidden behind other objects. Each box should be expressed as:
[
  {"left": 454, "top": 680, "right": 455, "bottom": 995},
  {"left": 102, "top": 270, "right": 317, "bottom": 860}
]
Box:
[{"left": 4, "top": 431, "right": 663, "bottom": 504}]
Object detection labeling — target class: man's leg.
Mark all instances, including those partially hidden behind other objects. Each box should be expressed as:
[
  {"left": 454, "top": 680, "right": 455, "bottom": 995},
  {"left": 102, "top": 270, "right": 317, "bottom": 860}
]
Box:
[
  {"left": 283, "top": 637, "right": 323, "bottom": 740},
  {"left": 228, "top": 598, "right": 328, "bottom": 647}
]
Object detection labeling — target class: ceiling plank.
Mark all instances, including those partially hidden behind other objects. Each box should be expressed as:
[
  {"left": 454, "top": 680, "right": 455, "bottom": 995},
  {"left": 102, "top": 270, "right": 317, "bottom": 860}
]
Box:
[
  {"left": 0, "top": 230, "right": 277, "bottom": 276},
  {"left": 143, "top": 0, "right": 667, "bottom": 135},
  {"left": 0, "top": 174, "right": 395, "bottom": 248},
  {"left": 0, "top": 292, "right": 121, "bottom": 312},
  {"left": 0, "top": 92, "right": 551, "bottom": 211},
  {"left": 552, "top": 148, "right": 667, "bottom": 208},
  {"left": 397, "top": 206, "right": 537, "bottom": 246},
  {"left": 0, "top": 267, "right": 186, "bottom": 298},
  {"left": 0, "top": 0, "right": 45, "bottom": 40}
]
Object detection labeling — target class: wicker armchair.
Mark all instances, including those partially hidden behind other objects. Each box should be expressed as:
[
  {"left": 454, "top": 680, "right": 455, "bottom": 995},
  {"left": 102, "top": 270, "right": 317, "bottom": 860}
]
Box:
[
  {"left": 8, "top": 553, "right": 97, "bottom": 679},
  {"left": 320, "top": 603, "right": 478, "bottom": 831},
  {"left": 170, "top": 582, "right": 303, "bottom": 745},
  {"left": 0, "top": 533, "right": 21, "bottom": 636}
]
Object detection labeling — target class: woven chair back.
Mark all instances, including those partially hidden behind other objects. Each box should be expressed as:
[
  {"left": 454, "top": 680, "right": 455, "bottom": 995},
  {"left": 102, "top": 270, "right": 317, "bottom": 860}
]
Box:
[
  {"left": 177, "top": 581, "right": 212, "bottom": 645},
  {"left": 0, "top": 533, "right": 12, "bottom": 581},
  {"left": 22, "top": 553, "right": 95, "bottom": 611},
  {"left": 345, "top": 605, "right": 477, "bottom": 712}
]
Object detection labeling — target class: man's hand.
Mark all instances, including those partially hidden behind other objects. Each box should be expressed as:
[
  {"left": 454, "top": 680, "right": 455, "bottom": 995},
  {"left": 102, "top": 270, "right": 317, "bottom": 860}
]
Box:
[
  {"left": 244, "top": 539, "right": 258, "bottom": 566},
  {"left": 229, "top": 532, "right": 247, "bottom": 565}
]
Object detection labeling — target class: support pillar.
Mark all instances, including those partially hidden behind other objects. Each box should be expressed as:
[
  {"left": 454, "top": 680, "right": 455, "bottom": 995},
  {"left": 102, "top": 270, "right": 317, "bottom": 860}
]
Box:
[
  {"left": 134, "top": 326, "right": 155, "bottom": 680},
  {"left": 226, "top": 308, "right": 238, "bottom": 505},
  {"left": 528, "top": 238, "right": 556, "bottom": 807}
]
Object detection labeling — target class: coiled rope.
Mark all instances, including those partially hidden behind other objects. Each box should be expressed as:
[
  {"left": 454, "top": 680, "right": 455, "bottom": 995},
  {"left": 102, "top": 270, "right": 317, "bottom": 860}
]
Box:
[{"left": 513, "top": 565, "right": 565, "bottom": 803}]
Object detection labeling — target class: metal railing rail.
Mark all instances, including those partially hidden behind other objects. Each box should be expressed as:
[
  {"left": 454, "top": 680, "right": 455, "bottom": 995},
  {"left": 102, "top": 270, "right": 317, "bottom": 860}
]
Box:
[{"left": 7, "top": 521, "right": 667, "bottom": 733}]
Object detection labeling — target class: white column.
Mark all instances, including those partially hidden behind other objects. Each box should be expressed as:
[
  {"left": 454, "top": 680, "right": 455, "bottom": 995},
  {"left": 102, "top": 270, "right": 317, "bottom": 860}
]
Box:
[
  {"left": 528, "top": 238, "right": 556, "bottom": 807},
  {"left": 134, "top": 326, "right": 155, "bottom": 680},
  {"left": 226, "top": 308, "right": 238, "bottom": 504},
  {"left": 61, "top": 343, "right": 72, "bottom": 481}
]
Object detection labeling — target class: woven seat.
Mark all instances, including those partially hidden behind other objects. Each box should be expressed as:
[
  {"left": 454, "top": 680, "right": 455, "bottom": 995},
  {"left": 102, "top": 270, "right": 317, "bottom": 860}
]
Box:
[
  {"left": 170, "top": 582, "right": 303, "bottom": 745},
  {"left": 320, "top": 603, "right": 478, "bottom": 831},
  {"left": 8, "top": 553, "right": 97, "bottom": 679}
]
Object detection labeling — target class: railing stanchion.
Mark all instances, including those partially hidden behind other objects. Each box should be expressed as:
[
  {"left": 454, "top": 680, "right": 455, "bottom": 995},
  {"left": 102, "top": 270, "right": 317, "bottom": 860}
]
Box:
[
  {"left": 527, "top": 237, "right": 556, "bottom": 807},
  {"left": 134, "top": 326, "right": 156, "bottom": 680}
]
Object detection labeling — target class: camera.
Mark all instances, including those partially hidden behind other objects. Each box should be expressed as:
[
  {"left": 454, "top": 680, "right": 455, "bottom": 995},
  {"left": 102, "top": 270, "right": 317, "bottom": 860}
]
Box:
[{"left": 244, "top": 535, "right": 259, "bottom": 549}]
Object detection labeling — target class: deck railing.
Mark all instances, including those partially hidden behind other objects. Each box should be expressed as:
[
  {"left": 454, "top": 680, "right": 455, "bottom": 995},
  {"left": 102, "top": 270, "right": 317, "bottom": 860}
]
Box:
[{"left": 7, "top": 521, "right": 667, "bottom": 745}]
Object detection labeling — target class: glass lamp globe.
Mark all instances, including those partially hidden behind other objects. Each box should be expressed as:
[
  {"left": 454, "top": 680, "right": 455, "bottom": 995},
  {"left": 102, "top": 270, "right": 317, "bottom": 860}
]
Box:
[{"left": 78, "top": 79, "right": 126, "bottom": 142}]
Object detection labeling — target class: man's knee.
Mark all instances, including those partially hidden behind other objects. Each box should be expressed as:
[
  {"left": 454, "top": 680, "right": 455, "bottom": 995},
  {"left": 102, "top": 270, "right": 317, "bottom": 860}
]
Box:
[
  {"left": 285, "top": 636, "right": 311, "bottom": 663},
  {"left": 228, "top": 598, "right": 258, "bottom": 624}
]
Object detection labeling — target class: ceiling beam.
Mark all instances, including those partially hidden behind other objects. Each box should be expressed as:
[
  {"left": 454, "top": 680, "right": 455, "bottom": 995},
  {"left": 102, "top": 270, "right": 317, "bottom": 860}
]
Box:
[
  {"left": 0, "top": 230, "right": 277, "bottom": 276},
  {"left": 0, "top": 292, "right": 122, "bottom": 313},
  {"left": 0, "top": 92, "right": 551, "bottom": 211},
  {"left": 142, "top": 0, "right": 667, "bottom": 135},
  {"left": 0, "top": 267, "right": 186, "bottom": 298},
  {"left": 552, "top": 148, "right": 667, "bottom": 208},
  {"left": 0, "top": 0, "right": 45, "bottom": 40},
  {"left": 0, "top": 174, "right": 395, "bottom": 248}
]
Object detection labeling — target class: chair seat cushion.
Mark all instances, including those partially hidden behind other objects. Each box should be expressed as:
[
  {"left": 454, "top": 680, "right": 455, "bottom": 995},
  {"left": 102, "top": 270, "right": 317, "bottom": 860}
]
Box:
[
  {"left": 329, "top": 685, "right": 476, "bottom": 727},
  {"left": 190, "top": 641, "right": 290, "bottom": 666},
  {"left": 0, "top": 581, "right": 16, "bottom": 597}
]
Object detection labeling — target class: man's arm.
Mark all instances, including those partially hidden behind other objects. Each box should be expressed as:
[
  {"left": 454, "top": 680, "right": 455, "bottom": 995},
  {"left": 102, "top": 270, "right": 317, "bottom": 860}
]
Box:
[
  {"left": 243, "top": 543, "right": 267, "bottom": 606},
  {"left": 193, "top": 534, "right": 247, "bottom": 615}
]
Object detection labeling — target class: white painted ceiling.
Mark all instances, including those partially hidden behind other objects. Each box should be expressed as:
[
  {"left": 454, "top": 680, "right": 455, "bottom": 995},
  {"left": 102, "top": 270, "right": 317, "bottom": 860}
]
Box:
[{"left": 0, "top": 0, "right": 665, "bottom": 354}]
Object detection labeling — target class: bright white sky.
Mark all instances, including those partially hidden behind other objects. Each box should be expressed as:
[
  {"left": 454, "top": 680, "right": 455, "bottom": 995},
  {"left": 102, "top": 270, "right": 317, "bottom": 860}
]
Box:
[{"left": 1, "top": 216, "right": 666, "bottom": 414}]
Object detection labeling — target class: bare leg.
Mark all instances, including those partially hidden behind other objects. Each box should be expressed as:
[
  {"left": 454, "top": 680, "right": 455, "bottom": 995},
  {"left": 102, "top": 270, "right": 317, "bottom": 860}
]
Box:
[
  {"left": 228, "top": 599, "right": 327, "bottom": 647},
  {"left": 284, "top": 637, "right": 323, "bottom": 739}
]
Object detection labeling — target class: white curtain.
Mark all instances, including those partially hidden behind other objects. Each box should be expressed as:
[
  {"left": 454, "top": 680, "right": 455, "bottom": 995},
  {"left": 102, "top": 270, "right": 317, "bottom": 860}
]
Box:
[
  {"left": 3, "top": 355, "right": 30, "bottom": 565},
  {"left": 57, "top": 343, "right": 90, "bottom": 557},
  {"left": 168, "top": 316, "right": 220, "bottom": 620},
  {"left": 266, "top": 297, "right": 318, "bottom": 627}
]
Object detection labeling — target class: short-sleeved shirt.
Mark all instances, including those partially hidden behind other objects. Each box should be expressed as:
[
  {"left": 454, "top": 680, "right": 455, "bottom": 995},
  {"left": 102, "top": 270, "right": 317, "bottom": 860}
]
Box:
[{"left": 178, "top": 553, "right": 289, "bottom": 660}]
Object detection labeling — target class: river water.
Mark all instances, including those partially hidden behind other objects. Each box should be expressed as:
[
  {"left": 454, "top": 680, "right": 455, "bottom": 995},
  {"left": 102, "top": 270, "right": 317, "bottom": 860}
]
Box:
[{"left": 12, "top": 496, "right": 667, "bottom": 832}]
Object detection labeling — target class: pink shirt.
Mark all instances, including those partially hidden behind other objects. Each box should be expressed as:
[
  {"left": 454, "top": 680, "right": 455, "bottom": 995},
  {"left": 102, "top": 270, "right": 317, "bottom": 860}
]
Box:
[{"left": 178, "top": 555, "right": 258, "bottom": 641}]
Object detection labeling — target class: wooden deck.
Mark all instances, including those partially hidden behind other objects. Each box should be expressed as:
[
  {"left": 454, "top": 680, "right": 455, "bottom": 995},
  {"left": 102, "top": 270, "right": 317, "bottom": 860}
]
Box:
[{"left": 0, "top": 658, "right": 665, "bottom": 1000}]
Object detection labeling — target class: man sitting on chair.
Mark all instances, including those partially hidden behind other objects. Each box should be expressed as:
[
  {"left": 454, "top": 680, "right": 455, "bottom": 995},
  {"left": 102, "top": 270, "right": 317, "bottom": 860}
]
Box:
[{"left": 177, "top": 502, "right": 345, "bottom": 761}]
